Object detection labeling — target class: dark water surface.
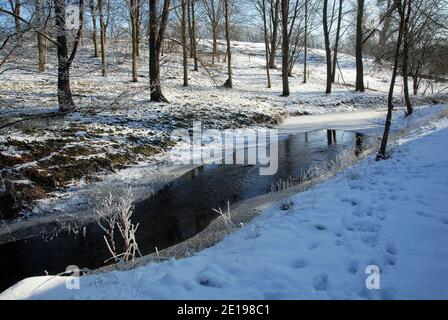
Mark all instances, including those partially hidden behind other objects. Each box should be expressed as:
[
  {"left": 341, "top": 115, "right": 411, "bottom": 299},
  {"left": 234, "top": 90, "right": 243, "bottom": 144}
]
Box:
[{"left": 0, "top": 130, "right": 368, "bottom": 292}]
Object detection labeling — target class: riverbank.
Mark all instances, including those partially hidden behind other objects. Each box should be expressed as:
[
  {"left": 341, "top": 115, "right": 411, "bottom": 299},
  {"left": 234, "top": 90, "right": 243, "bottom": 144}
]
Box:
[
  {"left": 2, "top": 106, "right": 447, "bottom": 299},
  {"left": 98, "top": 105, "right": 448, "bottom": 270},
  {"left": 0, "top": 105, "right": 446, "bottom": 246},
  {"left": 2, "top": 40, "right": 447, "bottom": 223}
]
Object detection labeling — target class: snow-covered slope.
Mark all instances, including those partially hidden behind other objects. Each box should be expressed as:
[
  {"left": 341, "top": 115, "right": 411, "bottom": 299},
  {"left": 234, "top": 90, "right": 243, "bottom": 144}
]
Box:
[{"left": 2, "top": 115, "right": 448, "bottom": 300}]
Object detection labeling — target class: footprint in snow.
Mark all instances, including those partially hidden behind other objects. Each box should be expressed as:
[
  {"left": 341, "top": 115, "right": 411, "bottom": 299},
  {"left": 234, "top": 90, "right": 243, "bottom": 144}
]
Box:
[
  {"left": 384, "top": 253, "right": 397, "bottom": 267},
  {"left": 315, "top": 224, "right": 327, "bottom": 231},
  {"left": 347, "top": 260, "right": 359, "bottom": 275},
  {"left": 313, "top": 273, "right": 329, "bottom": 291},
  {"left": 386, "top": 242, "right": 398, "bottom": 256},
  {"left": 197, "top": 276, "right": 222, "bottom": 288},
  {"left": 292, "top": 258, "right": 308, "bottom": 269},
  {"left": 334, "top": 229, "right": 344, "bottom": 238},
  {"left": 361, "top": 233, "right": 379, "bottom": 247},
  {"left": 375, "top": 212, "right": 386, "bottom": 221},
  {"left": 341, "top": 198, "right": 360, "bottom": 207}
]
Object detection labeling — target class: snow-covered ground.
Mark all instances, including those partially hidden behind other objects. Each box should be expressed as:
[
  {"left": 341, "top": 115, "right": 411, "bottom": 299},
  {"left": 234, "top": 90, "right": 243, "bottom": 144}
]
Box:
[
  {"left": 2, "top": 38, "right": 448, "bottom": 299},
  {"left": 1, "top": 41, "right": 389, "bottom": 221},
  {"left": 2, "top": 39, "right": 447, "bottom": 223},
  {"left": 2, "top": 113, "right": 447, "bottom": 300}
]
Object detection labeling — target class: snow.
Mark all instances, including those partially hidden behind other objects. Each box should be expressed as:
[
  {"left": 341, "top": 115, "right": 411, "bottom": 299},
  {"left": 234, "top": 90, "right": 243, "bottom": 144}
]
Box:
[
  {"left": 1, "top": 38, "right": 447, "bottom": 224},
  {"left": 280, "top": 104, "right": 448, "bottom": 136},
  {"left": 2, "top": 115, "right": 448, "bottom": 300},
  {"left": 2, "top": 37, "right": 448, "bottom": 299}
]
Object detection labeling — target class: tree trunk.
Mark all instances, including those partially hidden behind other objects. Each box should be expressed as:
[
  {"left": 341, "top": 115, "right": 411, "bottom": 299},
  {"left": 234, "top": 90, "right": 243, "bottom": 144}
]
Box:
[
  {"left": 212, "top": 28, "right": 218, "bottom": 65},
  {"left": 89, "top": 0, "right": 99, "bottom": 58},
  {"left": 332, "top": 0, "right": 343, "bottom": 83},
  {"left": 35, "top": 0, "right": 46, "bottom": 72},
  {"left": 149, "top": 0, "right": 170, "bottom": 102},
  {"left": 412, "top": 76, "right": 419, "bottom": 95},
  {"left": 191, "top": 0, "right": 198, "bottom": 71},
  {"left": 98, "top": 0, "right": 107, "bottom": 77},
  {"left": 261, "top": 0, "right": 271, "bottom": 88},
  {"left": 402, "top": 0, "right": 413, "bottom": 115},
  {"left": 224, "top": 0, "right": 232, "bottom": 88},
  {"left": 182, "top": 0, "right": 188, "bottom": 86},
  {"left": 130, "top": 0, "right": 138, "bottom": 82},
  {"left": 150, "top": 0, "right": 162, "bottom": 101},
  {"left": 281, "top": 0, "right": 289, "bottom": 96},
  {"left": 10, "top": 0, "right": 21, "bottom": 33},
  {"left": 269, "top": 0, "right": 280, "bottom": 69},
  {"left": 323, "top": 0, "right": 332, "bottom": 94},
  {"left": 136, "top": 0, "right": 140, "bottom": 57},
  {"left": 303, "top": 0, "right": 308, "bottom": 83},
  {"left": 187, "top": 0, "right": 194, "bottom": 59},
  {"left": 55, "top": 0, "right": 75, "bottom": 113},
  {"left": 355, "top": 0, "right": 365, "bottom": 92},
  {"left": 378, "top": 0, "right": 406, "bottom": 159}
]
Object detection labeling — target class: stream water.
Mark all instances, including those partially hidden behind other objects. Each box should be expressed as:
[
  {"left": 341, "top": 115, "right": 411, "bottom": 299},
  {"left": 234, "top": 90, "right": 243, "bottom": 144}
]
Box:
[{"left": 0, "top": 129, "right": 369, "bottom": 292}]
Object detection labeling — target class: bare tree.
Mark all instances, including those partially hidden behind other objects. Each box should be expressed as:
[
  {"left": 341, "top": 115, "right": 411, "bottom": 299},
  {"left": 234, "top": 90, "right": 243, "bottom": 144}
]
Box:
[
  {"left": 187, "top": 0, "right": 193, "bottom": 58},
  {"left": 202, "top": 0, "right": 223, "bottom": 65},
  {"left": 35, "top": 0, "right": 46, "bottom": 72},
  {"left": 54, "top": 0, "right": 84, "bottom": 113},
  {"left": 378, "top": 0, "right": 406, "bottom": 159},
  {"left": 355, "top": 0, "right": 365, "bottom": 92},
  {"left": 190, "top": 0, "right": 198, "bottom": 71},
  {"left": 136, "top": 0, "right": 142, "bottom": 57},
  {"left": 89, "top": 0, "right": 99, "bottom": 58},
  {"left": 224, "top": 0, "right": 232, "bottom": 88},
  {"left": 332, "top": 0, "right": 343, "bottom": 83},
  {"left": 281, "top": 0, "right": 289, "bottom": 96},
  {"left": 8, "top": 0, "right": 22, "bottom": 33},
  {"left": 303, "top": 0, "right": 308, "bottom": 83},
  {"left": 407, "top": 0, "right": 442, "bottom": 95},
  {"left": 255, "top": 0, "right": 272, "bottom": 87},
  {"left": 401, "top": 0, "right": 412, "bottom": 115},
  {"left": 373, "top": 0, "right": 443, "bottom": 101},
  {"left": 268, "top": 0, "right": 280, "bottom": 69},
  {"left": 98, "top": 0, "right": 107, "bottom": 77},
  {"left": 282, "top": 0, "right": 290, "bottom": 97},
  {"left": 286, "top": 0, "right": 306, "bottom": 77},
  {"left": 130, "top": 0, "right": 139, "bottom": 82},
  {"left": 323, "top": 0, "right": 332, "bottom": 94},
  {"left": 182, "top": 0, "right": 188, "bottom": 86},
  {"left": 0, "top": 1, "right": 83, "bottom": 112},
  {"left": 149, "top": 0, "right": 171, "bottom": 102}
]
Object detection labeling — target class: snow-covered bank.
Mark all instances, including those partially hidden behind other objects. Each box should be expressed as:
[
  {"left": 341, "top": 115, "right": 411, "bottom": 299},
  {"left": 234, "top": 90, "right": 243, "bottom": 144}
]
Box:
[
  {"left": 1, "top": 105, "right": 445, "bottom": 245},
  {"left": 2, "top": 115, "right": 448, "bottom": 300},
  {"left": 279, "top": 104, "right": 448, "bottom": 137},
  {"left": 2, "top": 38, "right": 447, "bottom": 222}
]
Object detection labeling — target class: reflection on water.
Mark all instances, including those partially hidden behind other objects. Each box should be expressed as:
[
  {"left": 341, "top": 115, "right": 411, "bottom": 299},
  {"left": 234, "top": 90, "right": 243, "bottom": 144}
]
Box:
[
  {"left": 327, "top": 129, "right": 337, "bottom": 145},
  {"left": 0, "top": 129, "right": 371, "bottom": 292}
]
